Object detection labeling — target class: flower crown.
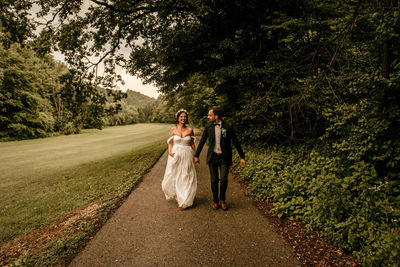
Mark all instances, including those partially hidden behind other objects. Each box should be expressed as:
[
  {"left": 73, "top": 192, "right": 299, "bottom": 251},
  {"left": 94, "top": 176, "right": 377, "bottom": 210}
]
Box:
[{"left": 176, "top": 109, "right": 188, "bottom": 117}]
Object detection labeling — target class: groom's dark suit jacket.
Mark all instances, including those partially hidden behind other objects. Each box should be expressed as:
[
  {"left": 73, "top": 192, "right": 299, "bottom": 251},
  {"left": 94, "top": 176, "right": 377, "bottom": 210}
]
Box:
[{"left": 195, "top": 121, "right": 245, "bottom": 166}]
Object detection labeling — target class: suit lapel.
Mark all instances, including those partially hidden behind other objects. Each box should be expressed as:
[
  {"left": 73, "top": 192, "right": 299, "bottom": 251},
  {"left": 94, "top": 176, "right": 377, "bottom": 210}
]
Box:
[{"left": 210, "top": 124, "right": 215, "bottom": 146}]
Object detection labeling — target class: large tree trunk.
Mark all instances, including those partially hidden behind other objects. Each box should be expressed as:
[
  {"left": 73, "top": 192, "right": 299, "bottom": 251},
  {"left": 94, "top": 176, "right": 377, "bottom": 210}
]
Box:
[
  {"left": 382, "top": 41, "right": 390, "bottom": 79},
  {"left": 382, "top": 0, "right": 398, "bottom": 78},
  {"left": 53, "top": 82, "right": 63, "bottom": 131}
]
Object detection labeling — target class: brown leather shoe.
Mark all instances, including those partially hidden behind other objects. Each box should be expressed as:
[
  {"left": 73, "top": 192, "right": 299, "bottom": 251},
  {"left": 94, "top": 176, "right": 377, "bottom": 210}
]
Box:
[
  {"left": 220, "top": 201, "right": 228, "bottom": 211},
  {"left": 212, "top": 202, "right": 219, "bottom": 210}
]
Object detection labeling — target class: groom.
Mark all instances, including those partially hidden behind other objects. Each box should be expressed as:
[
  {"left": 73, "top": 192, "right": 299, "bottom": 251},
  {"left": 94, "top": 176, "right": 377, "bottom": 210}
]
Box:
[{"left": 194, "top": 106, "right": 246, "bottom": 210}]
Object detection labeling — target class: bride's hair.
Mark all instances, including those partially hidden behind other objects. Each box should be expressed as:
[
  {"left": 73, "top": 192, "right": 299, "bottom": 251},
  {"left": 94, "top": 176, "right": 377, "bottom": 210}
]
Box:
[{"left": 176, "top": 109, "right": 189, "bottom": 124}]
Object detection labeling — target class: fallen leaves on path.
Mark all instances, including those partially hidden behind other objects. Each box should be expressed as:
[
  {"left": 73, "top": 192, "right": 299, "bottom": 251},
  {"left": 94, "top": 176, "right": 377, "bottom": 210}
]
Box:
[{"left": 256, "top": 200, "right": 360, "bottom": 266}]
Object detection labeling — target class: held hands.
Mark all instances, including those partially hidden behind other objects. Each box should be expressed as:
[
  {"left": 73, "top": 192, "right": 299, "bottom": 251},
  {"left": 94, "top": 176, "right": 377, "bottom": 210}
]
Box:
[
  {"left": 194, "top": 157, "right": 243, "bottom": 166},
  {"left": 240, "top": 158, "right": 246, "bottom": 167}
]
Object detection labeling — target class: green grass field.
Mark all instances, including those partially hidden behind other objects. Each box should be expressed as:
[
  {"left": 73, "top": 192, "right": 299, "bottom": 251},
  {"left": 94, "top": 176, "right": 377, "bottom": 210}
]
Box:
[{"left": 0, "top": 123, "right": 172, "bottom": 244}]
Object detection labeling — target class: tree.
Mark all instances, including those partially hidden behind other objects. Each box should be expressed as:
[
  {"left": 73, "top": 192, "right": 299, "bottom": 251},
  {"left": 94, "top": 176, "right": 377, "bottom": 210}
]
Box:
[
  {"left": 0, "top": 0, "right": 33, "bottom": 47},
  {"left": 32, "top": 0, "right": 400, "bottom": 143},
  {"left": 58, "top": 69, "right": 109, "bottom": 130},
  {"left": 0, "top": 44, "right": 55, "bottom": 139}
]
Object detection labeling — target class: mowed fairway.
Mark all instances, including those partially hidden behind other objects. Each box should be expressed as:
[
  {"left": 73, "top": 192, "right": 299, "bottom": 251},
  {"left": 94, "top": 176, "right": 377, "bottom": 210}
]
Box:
[{"left": 0, "top": 123, "right": 172, "bottom": 244}]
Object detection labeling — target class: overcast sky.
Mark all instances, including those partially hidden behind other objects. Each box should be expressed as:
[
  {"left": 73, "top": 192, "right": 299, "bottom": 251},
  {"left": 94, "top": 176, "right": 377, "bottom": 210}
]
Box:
[{"left": 117, "top": 72, "right": 160, "bottom": 99}]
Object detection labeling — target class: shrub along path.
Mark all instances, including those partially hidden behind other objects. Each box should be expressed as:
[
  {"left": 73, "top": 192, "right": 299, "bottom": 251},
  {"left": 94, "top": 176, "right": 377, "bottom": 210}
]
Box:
[{"left": 69, "top": 130, "right": 299, "bottom": 266}]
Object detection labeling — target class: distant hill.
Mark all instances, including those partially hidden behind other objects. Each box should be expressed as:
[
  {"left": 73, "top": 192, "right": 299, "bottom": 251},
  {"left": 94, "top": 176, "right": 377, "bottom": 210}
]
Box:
[
  {"left": 124, "top": 89, "right": 156, "bottom": 107},
  {"left": 102, "top": 88, "right": 157, "bottom": 108}
]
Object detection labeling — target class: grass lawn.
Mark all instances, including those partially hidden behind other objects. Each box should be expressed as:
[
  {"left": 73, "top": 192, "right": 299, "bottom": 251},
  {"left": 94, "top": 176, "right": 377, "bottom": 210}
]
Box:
[{"left": 0, "top": 123, "right": 172, "bottom": 244}]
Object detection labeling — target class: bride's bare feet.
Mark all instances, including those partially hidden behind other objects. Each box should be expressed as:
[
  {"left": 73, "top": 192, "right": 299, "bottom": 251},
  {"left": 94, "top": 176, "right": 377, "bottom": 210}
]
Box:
[
  {"left": 174, "top": 195, "right": 178, "bottom": 202},
  {"left": 181, "top": 204, "right": 188, "bottom": 209}
]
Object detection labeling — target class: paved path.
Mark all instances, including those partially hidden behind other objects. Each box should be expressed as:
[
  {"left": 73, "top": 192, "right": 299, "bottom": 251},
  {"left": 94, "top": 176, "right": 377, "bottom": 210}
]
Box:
[{"left": 70, "top": 133, "right": 299, "bottom": 267}]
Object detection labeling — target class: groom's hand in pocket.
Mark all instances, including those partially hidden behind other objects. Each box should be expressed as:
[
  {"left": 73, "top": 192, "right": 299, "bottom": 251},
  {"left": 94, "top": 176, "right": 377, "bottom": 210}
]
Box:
[{"left": 194, "top": 157, "right": 200, "bottom": 164}]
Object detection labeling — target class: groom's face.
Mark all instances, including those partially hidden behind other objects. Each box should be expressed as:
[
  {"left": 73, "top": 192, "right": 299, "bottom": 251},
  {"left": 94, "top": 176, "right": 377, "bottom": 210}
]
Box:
[{"left": 208, "top": 110, "right": 218, "bottom": 122}]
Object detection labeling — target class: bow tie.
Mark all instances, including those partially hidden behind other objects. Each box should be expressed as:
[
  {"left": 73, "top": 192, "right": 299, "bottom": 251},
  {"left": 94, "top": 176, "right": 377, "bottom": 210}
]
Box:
[{"left": 213, "top": 123, "right": 221, "bottom": 126}]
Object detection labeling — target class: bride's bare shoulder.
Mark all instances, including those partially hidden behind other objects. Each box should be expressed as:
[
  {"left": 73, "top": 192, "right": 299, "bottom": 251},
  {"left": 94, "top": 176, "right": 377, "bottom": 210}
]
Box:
[{"left": 169, "top": 126, "right": 177, "bottom": 136}]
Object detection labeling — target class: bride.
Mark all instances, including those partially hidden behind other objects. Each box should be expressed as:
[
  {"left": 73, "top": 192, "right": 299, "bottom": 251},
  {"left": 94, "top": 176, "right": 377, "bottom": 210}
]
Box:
[{"left": 161, "top": 109, "right": 197, "bottom": 209}]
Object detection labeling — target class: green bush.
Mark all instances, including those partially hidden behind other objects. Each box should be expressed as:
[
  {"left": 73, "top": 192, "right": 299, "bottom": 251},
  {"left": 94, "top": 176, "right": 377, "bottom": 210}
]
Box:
[
  {"left": 235, "top": 144, "right": 400, "bottom": 265},
  {"left": 105, "top": 101, "right": 139, "bottom": 126},
  {"left": 62, "top": 122, "right": 77, "bottom": 135}
]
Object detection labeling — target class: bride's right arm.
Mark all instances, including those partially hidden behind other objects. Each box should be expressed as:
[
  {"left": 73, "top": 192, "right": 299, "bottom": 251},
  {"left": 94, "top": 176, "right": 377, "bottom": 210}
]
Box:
[{"left": 168, "top": 127, "right": 175, "bottom": 157}]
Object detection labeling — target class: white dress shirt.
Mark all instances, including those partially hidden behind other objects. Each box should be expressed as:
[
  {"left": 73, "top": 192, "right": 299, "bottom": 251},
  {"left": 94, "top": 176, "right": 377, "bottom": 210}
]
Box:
[{"left": 213, "top": 122, "right": 222, "bottom": 154}]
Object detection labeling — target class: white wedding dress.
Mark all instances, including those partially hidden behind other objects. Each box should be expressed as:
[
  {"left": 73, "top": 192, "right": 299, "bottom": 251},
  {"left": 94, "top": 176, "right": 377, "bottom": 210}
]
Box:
[{"left": 162, "top": 135, "right": 197, "bottom": 208}]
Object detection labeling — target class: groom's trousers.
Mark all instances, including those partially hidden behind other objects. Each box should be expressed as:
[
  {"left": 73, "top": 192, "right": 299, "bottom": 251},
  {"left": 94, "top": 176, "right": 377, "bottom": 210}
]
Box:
[{"left": 208, "top": 153, "right": 229, "bottom": 203}]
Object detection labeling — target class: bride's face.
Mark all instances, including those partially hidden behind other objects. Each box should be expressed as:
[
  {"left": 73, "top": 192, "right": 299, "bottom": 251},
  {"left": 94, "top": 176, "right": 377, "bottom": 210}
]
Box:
[{"left": 179, "top": 113, "right": 187, "bottom": 124}]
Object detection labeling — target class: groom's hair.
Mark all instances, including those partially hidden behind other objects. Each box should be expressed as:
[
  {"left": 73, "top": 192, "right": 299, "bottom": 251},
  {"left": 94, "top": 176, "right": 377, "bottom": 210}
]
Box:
[{"left": 210, "top": 106, "right": 222, "bottom": 119}]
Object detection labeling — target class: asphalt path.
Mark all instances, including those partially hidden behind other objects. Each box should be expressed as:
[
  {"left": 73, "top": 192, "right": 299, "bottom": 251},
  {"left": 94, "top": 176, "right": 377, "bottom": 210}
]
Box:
[{"left": 69, "top": 131, "right": 300, "bottom": 267}]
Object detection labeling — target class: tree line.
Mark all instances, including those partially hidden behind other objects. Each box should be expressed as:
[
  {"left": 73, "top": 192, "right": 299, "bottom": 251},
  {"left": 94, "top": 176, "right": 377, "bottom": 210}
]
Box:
[
  {"left": 0, "top": 9, "right": 169, "bottom": 141},
  {"left": 105, "top": 90, "right": 176, "bottom": 126},
  {"left": 0, "top": 39, "right": 127, "bottom": 140},
  {"left": 1, "top": 0, "right": 399, "bottom": 264}
]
